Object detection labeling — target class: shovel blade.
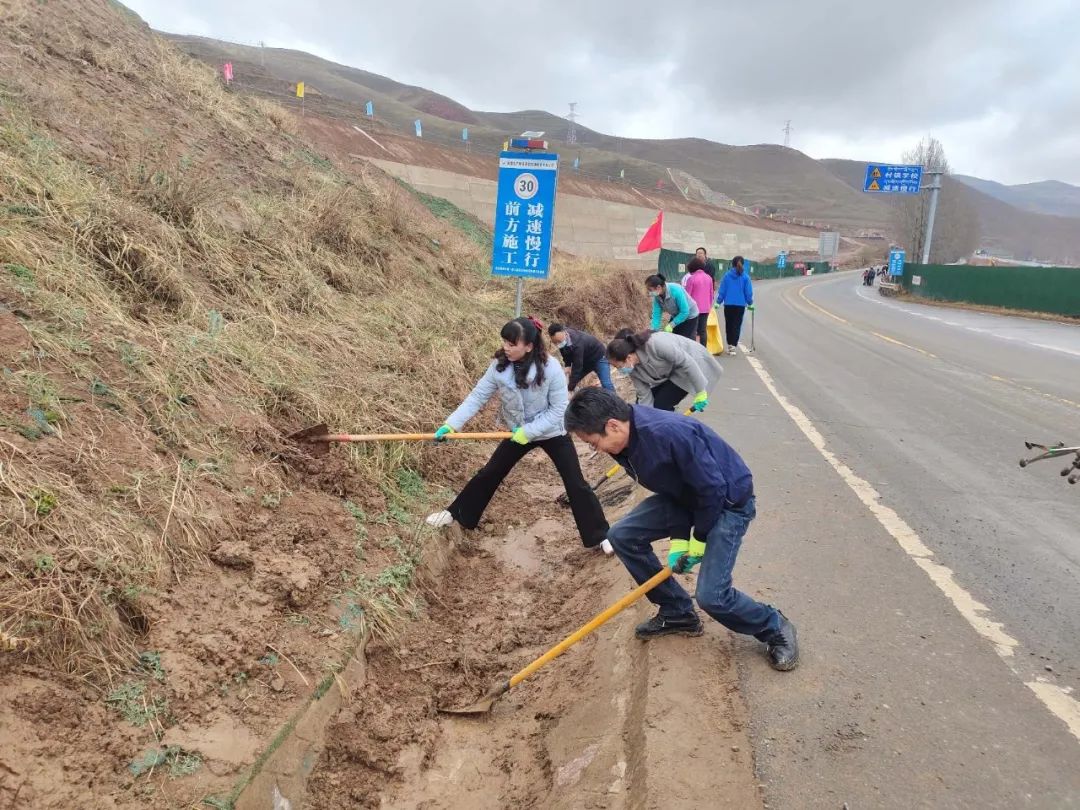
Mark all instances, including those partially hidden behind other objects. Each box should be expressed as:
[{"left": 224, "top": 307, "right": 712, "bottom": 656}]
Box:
[
  {"left": 287, "top": 423, "right": 331, "bottom": 457},
  {"left": 437, "top": 681, "right": 509, "bottom": 716}
]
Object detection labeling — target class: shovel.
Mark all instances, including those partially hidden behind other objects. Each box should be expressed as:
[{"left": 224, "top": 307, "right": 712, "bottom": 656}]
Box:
[
  {"left": 288, "top": 423, "right": 512, "bottom": 456},
  {"left": 439, "top": 567, "right": 672, "bottom": 715}
]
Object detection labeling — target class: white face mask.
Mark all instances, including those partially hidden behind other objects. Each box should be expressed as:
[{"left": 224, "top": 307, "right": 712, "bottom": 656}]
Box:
[{"left": 556, "top": 340, "right": 568, "bottom": 349}]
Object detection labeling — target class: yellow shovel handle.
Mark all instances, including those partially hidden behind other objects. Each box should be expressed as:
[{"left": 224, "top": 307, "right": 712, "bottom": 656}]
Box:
[
  {"left": 508, "top": 567, "right": 673, "bottom": 689},
  {"left": 317, "top": 432, "right": 513, "bottom": 443}
]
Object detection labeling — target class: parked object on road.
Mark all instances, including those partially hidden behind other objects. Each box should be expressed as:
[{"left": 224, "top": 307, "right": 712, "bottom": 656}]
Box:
[{"left": 1019, "top": 441, "right": 1080, "bottom": 485}]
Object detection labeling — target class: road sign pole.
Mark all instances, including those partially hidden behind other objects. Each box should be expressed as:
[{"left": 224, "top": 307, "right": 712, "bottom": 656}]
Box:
[
  {"left": 920, "top": 171, "right": 943, "bottom": 264},
  {"left": 514, "top": 278, "right": 524, "bottom": 318}
]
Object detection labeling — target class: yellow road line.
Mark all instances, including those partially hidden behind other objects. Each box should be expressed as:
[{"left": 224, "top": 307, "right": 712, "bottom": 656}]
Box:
[
  {"left": 872, "top": 332, "right": 938, "bottom": 359},
  {"left": 798, "top": 284, "right": 848, "bottom": 324}
]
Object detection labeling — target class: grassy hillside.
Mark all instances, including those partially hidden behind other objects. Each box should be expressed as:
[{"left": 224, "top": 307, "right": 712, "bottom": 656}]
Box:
[{"left": 956, "top": 176, "right": 1080, "bottom": 219}]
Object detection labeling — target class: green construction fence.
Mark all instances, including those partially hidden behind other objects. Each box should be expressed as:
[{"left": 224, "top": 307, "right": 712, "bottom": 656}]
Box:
[
  {"left": 900, "top": 264, "right": 1080, "bottom": 318},
  {"left": 657, "top": 248, "right": 832, "bottom": 284}
]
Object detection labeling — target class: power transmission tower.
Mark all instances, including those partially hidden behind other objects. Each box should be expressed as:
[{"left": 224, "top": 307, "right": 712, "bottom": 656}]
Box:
[
  {"left": 782, "top": 120, "right": 793, "bottom": 147},
  {"left": 567, "top": 102, "right": 578, "bottom": 145}
]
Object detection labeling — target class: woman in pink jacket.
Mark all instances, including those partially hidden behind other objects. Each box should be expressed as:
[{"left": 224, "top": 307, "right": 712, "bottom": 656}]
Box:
[{"left": 682, "top": 257, "right": 715, "bottom": 344}]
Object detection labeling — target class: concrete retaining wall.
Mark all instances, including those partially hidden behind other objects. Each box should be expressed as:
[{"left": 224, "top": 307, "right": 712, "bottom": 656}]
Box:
[{"left": 368, "top": 159, "right": 819, "bottom": 267}]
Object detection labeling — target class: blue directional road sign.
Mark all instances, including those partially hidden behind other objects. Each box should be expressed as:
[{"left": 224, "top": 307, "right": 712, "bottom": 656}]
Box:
[
  {"left": 492, "top": 152, "right": 559, "bottom": 279},
  {"left": 888, "top": 248, "right": 905, "bottom": 276},
  {"left": 777, "top": 251, "right": 787, "bottom": 269},
  {"left": 864, "top": 163, "right": 923, "bottom": 194}
]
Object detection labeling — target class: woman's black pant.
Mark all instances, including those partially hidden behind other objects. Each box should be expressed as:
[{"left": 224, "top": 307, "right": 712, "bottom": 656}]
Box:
[
  {"left": 650, "top": 381, "right": 690, "bottom": 412},
  {"left": 672, "top": 319, "right": 698, "bottom": 341},
  {"left": 694, "top": 312, "right": 710, "bottom": 344},
  {"left": 448, "top": 435, "right": 609, "bottom": 547},
  {"left": 724, "top": 305, "right": 746, "bottom": 347}
]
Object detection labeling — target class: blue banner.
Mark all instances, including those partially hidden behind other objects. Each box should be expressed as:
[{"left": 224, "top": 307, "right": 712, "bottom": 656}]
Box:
[
  {"left": 864, "top": 163, "right": 923, "bottom": 194},
  {"left": 414, "top": 119, "right": 422, "bottom": 137},
  {"left": 492, "top": 152, "right": 559, "bottom": 279},
  {"left": 365, "top": 100, "right": 373, "bottom": 117},
  {"left": 888, "top": 248, "right": 906, "bottom": 275}
]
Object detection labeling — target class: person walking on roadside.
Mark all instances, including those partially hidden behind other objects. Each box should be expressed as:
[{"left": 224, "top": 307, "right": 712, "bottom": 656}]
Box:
[
  {"left": 548, "top": 323, "right": 615, "bottom": 392},
  {"left": 682, "top": 257, "right": 715, "bottom": 345},
  {"left": 564, "top": 388, "right": 799, "bottom": 670},
  {"left": 646, "top": 274, "right": 699, "bottom": 341},
  {"left": 717, "top": 256, "right": 754, "bottom": 356},
  {"left": 606, "top": 328, "right": 722, "bottom": 413},
  {"left": 425, "top": 316, "right": 608, "bottom": 548},
  {"left": 694, "top": 246, "right": 718, "bottom": 285}
]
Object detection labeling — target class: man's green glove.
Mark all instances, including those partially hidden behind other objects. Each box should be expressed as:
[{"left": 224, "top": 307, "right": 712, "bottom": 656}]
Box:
[
  {"left": 663, "top": 323, "right": 675, "bottom": 333},
  {"left": 747, "top": 304, "right": 755, "bottom": 311},
  {"left": 434, "top": 424, "right": 455, "bottom": 442},
  {"left": 511, "top": 426, "right": 529, "bottom": 445},
  {"left": 680, "top": 538, "right": 706, "bottom": 573},
  {"left": 691, "top": 391, "right": 708, "bottom": 413},
  {"left": 667, "top": 539, "right": 689, "bottom": 571}
]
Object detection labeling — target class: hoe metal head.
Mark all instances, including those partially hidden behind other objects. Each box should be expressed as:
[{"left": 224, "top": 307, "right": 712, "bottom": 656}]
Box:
[
  {"left": 286, "top": 423, "right": 331, "bottom": 457},
  {"left": 438, "top": 681, "right": 510, "bottom": 716}
]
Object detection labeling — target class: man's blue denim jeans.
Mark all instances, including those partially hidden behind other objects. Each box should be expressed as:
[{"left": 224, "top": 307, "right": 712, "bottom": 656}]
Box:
[{"left": 607, "top": 494, "right": 780, "bottom": 638}]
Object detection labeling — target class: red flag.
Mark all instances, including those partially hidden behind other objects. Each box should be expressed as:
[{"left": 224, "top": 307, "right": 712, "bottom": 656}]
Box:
[{"left": 637, "top": 210, "right": 663, "bottom": 253}]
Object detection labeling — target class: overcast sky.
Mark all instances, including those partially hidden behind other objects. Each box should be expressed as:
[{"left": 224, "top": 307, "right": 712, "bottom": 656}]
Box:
[{"left": 126, "top": 0, "right": 1079, "bottom": 186}]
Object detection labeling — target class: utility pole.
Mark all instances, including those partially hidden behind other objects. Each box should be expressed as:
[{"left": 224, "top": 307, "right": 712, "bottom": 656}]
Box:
[
  {"left": 920, "top": 171, "right": 944, "bottom": 264},
  {"left": 782, "top": 120, "right": 793, "bottom": 148},
  {"left": 566, "top": 102, "right": 578, "bottom": 145}
]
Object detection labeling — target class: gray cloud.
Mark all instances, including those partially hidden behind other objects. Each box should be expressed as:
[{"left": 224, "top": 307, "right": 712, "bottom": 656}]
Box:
[{"left": 124, "top": 0, "right": 1080, "bottom": 185}]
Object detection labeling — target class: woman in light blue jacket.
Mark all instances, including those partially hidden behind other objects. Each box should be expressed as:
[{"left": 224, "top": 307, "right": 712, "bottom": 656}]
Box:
[
  {"left": 647, "top": 274, "right": 699, "bottom": 341},
  {"left": 426, "top": 317, "right": 608, "bottom": 548}
]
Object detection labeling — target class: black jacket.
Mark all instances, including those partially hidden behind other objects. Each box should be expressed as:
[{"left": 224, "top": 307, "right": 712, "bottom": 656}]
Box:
[{"left": 557, "top": 328, "right": 607, "bottom": 391}]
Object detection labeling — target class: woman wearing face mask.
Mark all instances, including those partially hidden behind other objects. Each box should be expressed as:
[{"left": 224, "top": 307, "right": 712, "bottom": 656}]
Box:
[
  {"left": 547, "top": 323, "right": 615, "bottom": 392},
  {"left": 607, "top": 328, "right": 723, "bottom": 412},
  {"left": 646, "top": 274, "right": 699, "bottom": 341},
  {"left": 426, "top": 317, "right": 609, "bottom": 549}
]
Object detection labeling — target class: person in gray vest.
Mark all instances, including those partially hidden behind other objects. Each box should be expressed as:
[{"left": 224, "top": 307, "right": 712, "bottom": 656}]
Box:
[{"left": 606, "top": 328, "right": 722, "bottom": 412}]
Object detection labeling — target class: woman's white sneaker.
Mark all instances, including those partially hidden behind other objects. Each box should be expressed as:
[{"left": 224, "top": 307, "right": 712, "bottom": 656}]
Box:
[{"left": 425, "top": 510, "right": 454, "bottom": 528}]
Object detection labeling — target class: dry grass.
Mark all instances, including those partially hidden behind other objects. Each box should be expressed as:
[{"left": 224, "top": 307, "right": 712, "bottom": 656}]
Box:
[
  {"left": 0, "top": 5, "right": 518, "bottom": 682},
  {"left": 525, "top": 257, "right": 646, "bottom": 340},
  {"left": 0, "top": 2, "right": 641, "bottom": 683}
]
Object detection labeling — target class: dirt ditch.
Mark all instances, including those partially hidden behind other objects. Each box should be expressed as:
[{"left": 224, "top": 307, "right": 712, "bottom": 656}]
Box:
[{"left": 259, "top": 453, "right": 765, "bottom": 810}]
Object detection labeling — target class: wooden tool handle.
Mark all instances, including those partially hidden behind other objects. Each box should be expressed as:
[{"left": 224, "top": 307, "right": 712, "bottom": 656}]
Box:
[
  {"left": 508, "top": 567, "right": 673, "bottom": 689},
  {"left": 313, "top": 432, "right": 513, "bottom": 443}
]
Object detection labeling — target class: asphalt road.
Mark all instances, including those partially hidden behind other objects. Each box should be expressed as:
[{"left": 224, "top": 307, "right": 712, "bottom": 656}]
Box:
[{"left": 695, "top": 271, "right": 1080, "bottom": 808}]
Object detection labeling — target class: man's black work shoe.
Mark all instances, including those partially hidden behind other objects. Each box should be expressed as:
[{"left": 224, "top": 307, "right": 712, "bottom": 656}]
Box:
[
  {"left": 764, "top": 613, "right": 799, "bottom": 671},
  {"left": 635, "top": 611, "right": 703, "bottom": 640}
]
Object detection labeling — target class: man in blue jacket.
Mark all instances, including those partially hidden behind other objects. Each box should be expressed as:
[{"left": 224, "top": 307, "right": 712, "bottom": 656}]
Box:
[
  {"left": 717, "top": 256, "right": 754, "bottom": 356},
  {"left": 565, "top": 388, "right": 798, "bottom": 671}
]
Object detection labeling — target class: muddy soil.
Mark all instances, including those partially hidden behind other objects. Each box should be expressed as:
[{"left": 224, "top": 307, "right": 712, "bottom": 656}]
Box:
[{"left": 305, "top": 451, "right": 763, "bottom": 810}]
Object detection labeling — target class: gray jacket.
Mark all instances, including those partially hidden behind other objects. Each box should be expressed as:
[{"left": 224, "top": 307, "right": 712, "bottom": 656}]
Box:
[
  {"left": 629, "top": 332, "right": 724, "bottom": 407},
  {"left": 446, "top": 355, "right": 568, "bottom": 441}
]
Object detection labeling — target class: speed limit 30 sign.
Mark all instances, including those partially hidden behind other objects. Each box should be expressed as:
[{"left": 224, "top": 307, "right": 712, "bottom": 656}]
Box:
[{"left": 492, "top": 152, "right": 559, "bottom": 279}]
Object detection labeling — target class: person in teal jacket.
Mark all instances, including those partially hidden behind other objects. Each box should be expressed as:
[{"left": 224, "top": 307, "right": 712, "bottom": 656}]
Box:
[
  {"left": 646, "top": 274, "right": 698, "bottom": 341},
  {"left": 716, "top": 256, "right": 754, "bottom": 355}
]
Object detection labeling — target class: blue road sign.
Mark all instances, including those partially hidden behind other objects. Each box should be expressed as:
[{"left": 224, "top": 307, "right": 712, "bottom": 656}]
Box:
[
  {"left": 462, "top": 127, "right": 469, "bottom": 141},
  {"left": 492, "top": 152, "right": 559, "bottom": 279},
  {"left": 888, "top": 248, "right": 906, "bottom": 276},
  {"left": 864, "top": 163, "right": 923, "bottom": 194},
  {"left": 414, "top": 119, "right": 422, "bottom": 137},
  {"left": 777, "top": 251, "right": 787, "bottom": 269},
  {"left": 365, "top": 100, "right": 374, "bottom": 117}
]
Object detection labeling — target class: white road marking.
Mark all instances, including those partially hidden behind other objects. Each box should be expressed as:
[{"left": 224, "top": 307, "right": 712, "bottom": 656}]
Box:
[
  {"left": 851, "top": 283, "right": 1080, "bottom": 358},
  {"left": 747, "top": 353, "right": 1080, "bottom": 743}
]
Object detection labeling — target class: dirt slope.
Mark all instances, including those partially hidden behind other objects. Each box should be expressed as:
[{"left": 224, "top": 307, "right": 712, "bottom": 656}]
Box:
[{"left": 0, "top": 3, "right": 670, "bottom": 808}]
